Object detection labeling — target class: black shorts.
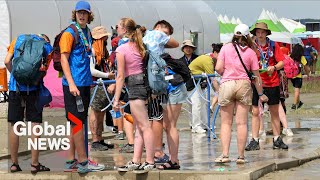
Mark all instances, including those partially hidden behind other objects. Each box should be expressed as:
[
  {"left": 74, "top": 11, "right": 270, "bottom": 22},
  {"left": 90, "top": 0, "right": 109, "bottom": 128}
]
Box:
[
  {"left": 291, "top": 78, "right": 302, "bottom": 88},
  {"left": 125, "top": 74, "right": 148, "bottom": 101},
  {"left": 252, "top": 86, "right": 280, "bottom": 106},
  {"left": 63, "top": 86, "right": 90, "bottom": 125},
  {"left": 8, "top": 91, "right": 42, "bottom": 123}
]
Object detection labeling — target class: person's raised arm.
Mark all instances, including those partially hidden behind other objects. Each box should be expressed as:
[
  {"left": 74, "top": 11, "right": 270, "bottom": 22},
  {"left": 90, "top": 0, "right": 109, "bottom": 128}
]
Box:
[{"left": 165, "top": 37, "right": 179, "bottom": 48}]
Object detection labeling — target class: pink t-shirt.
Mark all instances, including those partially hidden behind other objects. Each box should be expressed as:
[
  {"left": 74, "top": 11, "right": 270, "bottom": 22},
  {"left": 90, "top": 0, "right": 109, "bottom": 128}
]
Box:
[
  {"left": 116, "top": 42, "right": 144, "bottom": 77},
  {"left": 218, "top": 43, "right": 259, "bottom": 84}
]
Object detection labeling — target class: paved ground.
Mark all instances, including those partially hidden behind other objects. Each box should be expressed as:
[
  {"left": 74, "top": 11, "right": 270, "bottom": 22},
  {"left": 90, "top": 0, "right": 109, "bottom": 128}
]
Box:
[{"left": 0, "top": 93, "right": 319, "bottom": 179}]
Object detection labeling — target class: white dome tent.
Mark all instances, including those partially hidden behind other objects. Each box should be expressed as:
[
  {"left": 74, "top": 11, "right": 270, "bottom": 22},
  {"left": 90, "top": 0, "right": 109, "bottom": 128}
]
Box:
[{"left": 0, "top": 0, "right": 220, "bottom": 67}]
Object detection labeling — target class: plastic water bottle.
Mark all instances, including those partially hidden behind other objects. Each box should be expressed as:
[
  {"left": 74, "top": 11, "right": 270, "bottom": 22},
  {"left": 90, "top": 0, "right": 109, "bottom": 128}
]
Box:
[
  {"left": 76, "top": 95, "right": 84, "bottom": 112},
  {"left": 109, "top": 109, "right": 122, "bottom": 119},
  {"left": 151, "top": 61, "right": 158, "bottom": 75}
]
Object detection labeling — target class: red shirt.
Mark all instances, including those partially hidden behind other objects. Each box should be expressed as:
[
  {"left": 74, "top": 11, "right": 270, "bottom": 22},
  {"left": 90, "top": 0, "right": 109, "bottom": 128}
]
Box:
[
  {"left": 255, "top": 40, "right": 284, "bottom": 87},
  {"left": 280, "top": 46, "right": 290, "bottom": 55}
]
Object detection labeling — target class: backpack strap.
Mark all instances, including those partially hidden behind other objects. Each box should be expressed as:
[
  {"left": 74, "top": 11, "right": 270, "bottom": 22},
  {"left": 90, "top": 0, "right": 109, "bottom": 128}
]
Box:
[{"left": 69, "top": 24, "right": 80, "bottom": 49}]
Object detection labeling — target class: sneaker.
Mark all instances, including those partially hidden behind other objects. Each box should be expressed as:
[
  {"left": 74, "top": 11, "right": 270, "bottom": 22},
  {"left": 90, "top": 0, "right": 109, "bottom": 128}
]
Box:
[
  {"left": 214, "top": 155, "right": 231, "bottom": 163},
  {"left": 77, "top": 159, "right": 105, "bottom": 173},
  {"left": 64, "top": 159, "right": 78, "bottom": 172},
  {"left": 245, "top": 139, "right": 260, "bottom": 151},
  {"left": 117, "top": 161, "right": 140, "bottom": 172},
  {"left": 100, "top": 140, "right": 114, "bottom": 149},
  {"left": 154, "top": 153, "right": 169, "bottom": 164},
  {"left": 282, "top": 128, "right": 294, "bottom": 136},
  {"left": 192, "top": 126, "right": 206, "bottom": 134},
  {"left": 273, "top": 137, "right": 288, "bottom": 150},
  {"left": 291, "top": 104, "right": 297, "bottom": 110},
  {"left": 115, "top": 133, "right": 125, "bottom": 140},
  {"left": 297, "top": 101, "right": 304, "bottom": 109},
  {"left": 91, "top": 142, "right": 108, "bottom": 151},
  {"left": 112, "top": 127, "right": 118, "bottom": 134},
  {"left": 133, "top": 162, "right": 156, "bottom": 174},
  {"left": 119, "top": 144, "right": 134, "bottom": 153}
]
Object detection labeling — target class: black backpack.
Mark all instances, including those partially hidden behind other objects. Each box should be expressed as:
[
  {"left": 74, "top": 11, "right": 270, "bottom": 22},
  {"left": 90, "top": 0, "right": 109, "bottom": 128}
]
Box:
[{"left": 161, "top": 53, "right": 191, "bottom": 85}]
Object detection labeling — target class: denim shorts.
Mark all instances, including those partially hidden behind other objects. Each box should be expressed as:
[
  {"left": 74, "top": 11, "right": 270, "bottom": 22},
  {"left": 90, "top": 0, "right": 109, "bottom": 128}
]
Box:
[
  {"left": 125, "top": 73, "right": 148, "bottom": 101},
  {"left": 163, "top": 84, "right": 187, "bottom": 105}
]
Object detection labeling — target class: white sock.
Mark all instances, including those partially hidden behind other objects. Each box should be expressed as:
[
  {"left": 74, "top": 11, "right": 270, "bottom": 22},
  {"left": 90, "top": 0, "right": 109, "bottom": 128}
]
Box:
[
  {"left": 118, "top": 131, "right": 124, "bottom": 134},
  {"left": 253, "top": 137, "right": 259, "bottom": 142},
  {"left": 273, "top": 136, "right": 279, "bottom": 141}
]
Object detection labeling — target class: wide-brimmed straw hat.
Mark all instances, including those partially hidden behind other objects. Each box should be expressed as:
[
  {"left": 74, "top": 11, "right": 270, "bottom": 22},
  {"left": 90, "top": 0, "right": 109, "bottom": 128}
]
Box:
[
  {"left": 181, "top": 40, "right": 197, "bottom": 51},
  {"left": 250, "top": 22, "right": 272, "bottom": 36},
  {"left": 92, "top": 26, "right": 111, "bottom": 40}
]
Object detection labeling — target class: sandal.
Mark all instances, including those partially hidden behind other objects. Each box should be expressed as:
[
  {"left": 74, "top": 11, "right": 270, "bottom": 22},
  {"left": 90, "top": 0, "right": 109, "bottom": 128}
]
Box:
[
  {"left": 157, "top": 160, "right": 180, "bottom": 170},
  {"left": 31, "top": 163, "right": 50, "bottom": 174},
  {"left": 236, "top": 157, "right": 246, "bottom": 164},
  {"left": 214, "top": 155, "right": 231, "bottom": 163},
  {"left": 10, "top": 163, "right": 22, "bottom": 173}
]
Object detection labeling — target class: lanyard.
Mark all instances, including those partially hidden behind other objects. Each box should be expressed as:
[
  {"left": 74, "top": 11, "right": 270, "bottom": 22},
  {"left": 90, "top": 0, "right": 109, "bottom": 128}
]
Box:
[
  {"left": 256, "top": 40, "right": 272, "bottom": 61},
  {"left": 74, "top": 22, "right": 92, "bottom": 54}
]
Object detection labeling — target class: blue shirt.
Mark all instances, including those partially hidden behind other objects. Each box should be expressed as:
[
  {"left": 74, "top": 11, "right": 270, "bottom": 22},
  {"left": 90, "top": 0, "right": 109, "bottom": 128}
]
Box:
[
  {"left": 62, "top": 26, "right": 93, "bottom": 87},
  {"left": 143, "top": 30, "right": 170, "bottom": 55},
  {"left": 9, "top": 34, "right": 53, "bottom": 91},
  {"left": 167, "top": 68, "right": 182, "bottom": 94}
]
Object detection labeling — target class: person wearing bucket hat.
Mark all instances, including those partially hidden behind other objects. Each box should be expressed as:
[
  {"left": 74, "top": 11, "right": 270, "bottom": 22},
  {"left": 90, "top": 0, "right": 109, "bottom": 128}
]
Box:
[
  {"left": 245, "top": 22, "right": 288, "bottom": 152},
  {"left": 180, "top": 40, "right": 198, "bottom": 65},
  {"left": 60, "top": 1, "right": 105, "bottom": 173},
  {"left": 89, "top": 26, "right": 115, "bottom": 152},
  {"left": 250, "top": 22, "right": 272, "bottom": 36}
]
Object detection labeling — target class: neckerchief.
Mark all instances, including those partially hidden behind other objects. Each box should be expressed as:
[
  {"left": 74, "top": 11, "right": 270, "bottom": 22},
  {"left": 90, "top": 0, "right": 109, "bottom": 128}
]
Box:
[
  {"left": 74, "top": 22, "right": 92, "bottom": 54},
  {"left": 255, "top": 39, "right": 273, "bottom": 69}
]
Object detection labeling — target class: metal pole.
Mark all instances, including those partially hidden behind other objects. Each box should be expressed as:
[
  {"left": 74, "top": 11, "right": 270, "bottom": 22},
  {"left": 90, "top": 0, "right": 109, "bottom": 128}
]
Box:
[
  {"left": 207, "top": 83, "right": 211, "bottom": 139},
  {"left": 84, "top": 119, "right": 88, "bottom": 157}
]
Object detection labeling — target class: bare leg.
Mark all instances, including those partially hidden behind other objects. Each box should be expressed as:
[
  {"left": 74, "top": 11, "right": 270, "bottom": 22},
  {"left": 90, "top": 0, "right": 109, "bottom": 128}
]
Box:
[
  {"left": 9, "top": 123, "right": 20, "bottom": 168},
  {"left": 72, "top": 128, "right": 87, "bottom": 163},
  {"left": 130, "top": 99, "right": 154, "bottom": 164},
  {"left": 234, "top": 102, "right": 250, "bottom": 158},
  {"left": 251, "top": 106, "right": 260, "bottom": 139},
  {"left": 293, "top": 88, "right": 300, "bottom": 105},
  {"left": 123, "top": 115, "right": 134, "bottom": 144},
  {"left": 31, "top": 123, "right": 40, "bottom": 166},
  {"left": 220, "top": 103, "right": 235, "bottom": 156},
  {"left": 152, "top": 120, "right": 164, "bottom": 158},
  {"left": 269, "top": 104, "right": 281, "bottom": 136},
  {"left": 278, "top": 102, "right": 288, "bottom": 129},
  {"left": 89, "top": 109, "right": 104, "bottom": 142},
  {"left": 163, "top": 104, "right": 182, "bottom": 163}
]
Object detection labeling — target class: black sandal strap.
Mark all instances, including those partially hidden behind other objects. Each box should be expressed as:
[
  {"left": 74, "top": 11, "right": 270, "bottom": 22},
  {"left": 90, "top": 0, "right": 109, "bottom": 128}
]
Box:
[
  {"left": 10, "top": 163, "right": 22, "bottom": 172},
  {"left": 31, "top": 163, "right": 50, "bottom": 173}
]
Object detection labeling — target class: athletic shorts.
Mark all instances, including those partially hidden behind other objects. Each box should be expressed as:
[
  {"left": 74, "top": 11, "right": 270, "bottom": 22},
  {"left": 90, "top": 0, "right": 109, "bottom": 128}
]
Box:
[
  {"left": 252, "top": 86, "right": 280, "bottom": 106},
  {"left": 63, "top": 86, "right": 90, "bottom": 125},
  {"left": 8, "top": 91, "right": 42, "bottom": 123}
]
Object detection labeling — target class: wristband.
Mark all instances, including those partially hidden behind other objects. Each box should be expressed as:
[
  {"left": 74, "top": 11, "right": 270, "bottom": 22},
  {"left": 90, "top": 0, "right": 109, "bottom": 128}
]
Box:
[
  {"left": 273, "top": 66, "right": 277, "bottom": 71},
  {"left": 258, "top": 93, "right": 264, "bottom": 97}
]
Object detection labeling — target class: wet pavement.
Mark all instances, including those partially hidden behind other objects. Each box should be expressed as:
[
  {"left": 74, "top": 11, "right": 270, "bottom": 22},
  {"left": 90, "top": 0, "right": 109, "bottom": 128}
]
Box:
[
  {"left": 259, "top": 158, "right": 320, "bottom": 180},
  {"left": 0, "top": 93, "right": 320, "bottom": 179},
  {"left": 1, "top": 129, "right": 320, "bottom": 173}
]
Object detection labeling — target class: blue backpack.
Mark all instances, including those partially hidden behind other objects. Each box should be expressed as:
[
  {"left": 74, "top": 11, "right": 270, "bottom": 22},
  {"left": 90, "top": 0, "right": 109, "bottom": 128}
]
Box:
[
  {"left": 144, "top": 50, "right": 168, "bottom": 95},
  {"left": 12, "top": 35, "right": 47, "bottom": 86}
]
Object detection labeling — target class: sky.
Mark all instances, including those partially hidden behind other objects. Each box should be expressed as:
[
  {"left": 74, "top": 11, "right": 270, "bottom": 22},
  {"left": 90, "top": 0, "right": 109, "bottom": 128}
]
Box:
[{"left": 204, "top": 1, "right": 320, "bottom": 25}]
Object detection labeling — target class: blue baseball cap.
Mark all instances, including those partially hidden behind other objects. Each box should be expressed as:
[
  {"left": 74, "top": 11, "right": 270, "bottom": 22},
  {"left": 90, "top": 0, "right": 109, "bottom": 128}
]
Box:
[{"left": 75, "top": 1, "right": 91, "bottom": 13}]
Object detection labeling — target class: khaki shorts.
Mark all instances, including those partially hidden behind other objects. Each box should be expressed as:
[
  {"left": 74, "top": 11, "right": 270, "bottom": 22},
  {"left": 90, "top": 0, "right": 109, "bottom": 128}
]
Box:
[{"left": 218, "top": 80, "right": 252, "bottom": 106}]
